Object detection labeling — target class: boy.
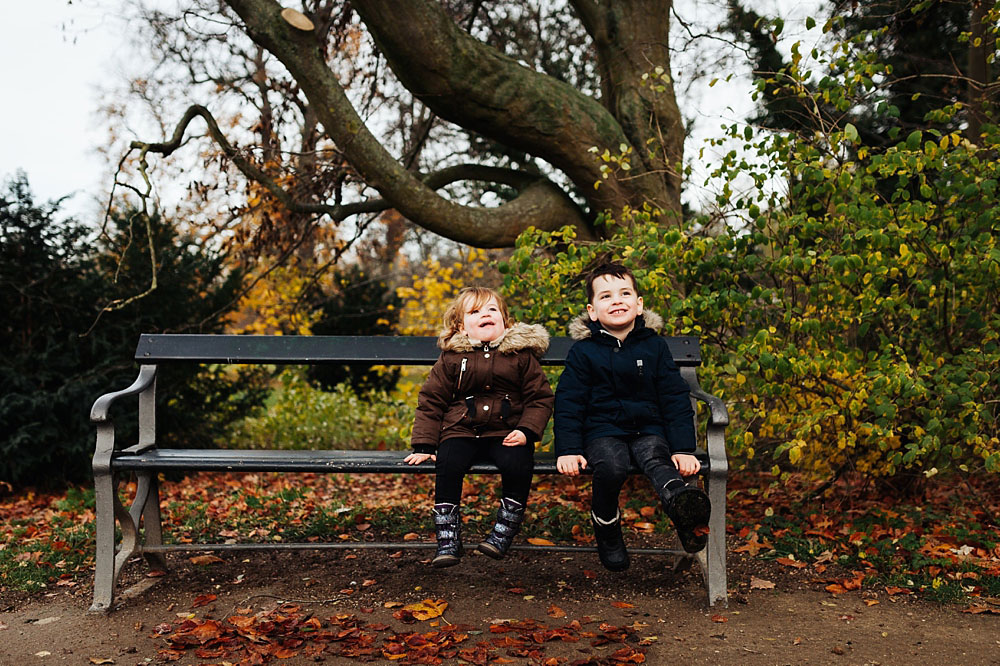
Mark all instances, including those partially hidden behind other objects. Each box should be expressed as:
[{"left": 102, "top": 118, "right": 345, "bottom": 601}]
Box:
[{"left": 554, "top": 262, "right": 711, "bottom": 571}]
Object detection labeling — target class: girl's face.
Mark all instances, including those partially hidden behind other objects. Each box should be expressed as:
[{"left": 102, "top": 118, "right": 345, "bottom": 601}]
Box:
[{"left": 460, "top": 295, "right": 506, "bottom": 343}]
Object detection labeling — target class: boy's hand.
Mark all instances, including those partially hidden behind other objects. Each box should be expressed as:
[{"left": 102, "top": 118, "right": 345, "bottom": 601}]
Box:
[
  {"left": 671, "top": 453, "right": 701, "bottom": 476},
  {"left": 502, "top": 429, "right": 527, "bottom": 447},
  {"left": 557, "top": 455, "right": 588, "bottom": 476},
  {"left": 404, "top": 452, "right": 436, "bottom": 465}
]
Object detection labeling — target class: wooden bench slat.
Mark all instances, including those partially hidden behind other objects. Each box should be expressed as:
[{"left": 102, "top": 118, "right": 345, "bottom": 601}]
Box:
[{"left": 111, "top": 448, "right": 711, "bottom": 475}]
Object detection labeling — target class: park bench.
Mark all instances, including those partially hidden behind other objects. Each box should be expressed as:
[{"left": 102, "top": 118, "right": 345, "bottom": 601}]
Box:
[{"left": 90, "top": 334, "right": 729, "bottom": 613}]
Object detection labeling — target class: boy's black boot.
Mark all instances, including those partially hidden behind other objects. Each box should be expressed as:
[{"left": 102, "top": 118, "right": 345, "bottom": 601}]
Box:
[
  {"left": 660, "top": 479, "right": 711, "bottom": 554},
  {"left": 431, "top": 503, "right": 463, "bottom": 567},
  {"left": 591, "top": 510, "right": 630, "bottom": 571},
  {"left": 478, "top": 497, "right": 525, "bottom": 559}
]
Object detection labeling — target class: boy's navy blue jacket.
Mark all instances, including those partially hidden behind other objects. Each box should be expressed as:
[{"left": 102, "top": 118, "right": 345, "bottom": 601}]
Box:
[{"left": 554, "top": 310, "right": 697, "bottom": 457}]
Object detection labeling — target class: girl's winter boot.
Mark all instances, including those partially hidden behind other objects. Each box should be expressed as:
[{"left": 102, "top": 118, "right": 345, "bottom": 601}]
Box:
[
  {"left": 432, "top": 502, "right": 463, "bottom": 567},
  {"left": 477, "top": 497, "right": 525, "bottom": 559},
  {"left": 591, "top": 510, "right": 630, "bottom": 571}
]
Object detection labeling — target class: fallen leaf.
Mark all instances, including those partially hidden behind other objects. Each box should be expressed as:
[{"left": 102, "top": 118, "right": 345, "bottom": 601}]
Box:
[
  {"left": 191, "top": 593, "right": 217, "bottom": 608},
  {"left": 639, "top": 506, "right": 656, "bottom": 518},
  {"left": 583, "top": 570, "right": 597, "bottom": 579},
  {"left": 89, "top": 659, "right": 115, "bottom": 665},
  {"left": 507, "top": 587, "right": 525, "bottom": 594},
  {"left": 962, "top": 606, "right": 1000, "bottom": 615},
  {"left": 710, "top": 614, "right": 728, "bottom": 623},
  {"left": 403, "top": 533, "right": 421, "bottom": 541},
  {"left": 146, "top": 569, "right": 167, "bottom": 578},
  {"left": 884, "top": 586, "right": 912, "bottom": 596},
  {"left": 527, "top": 537, "right": 555, "bottom": 546},
  {"left": 611, "top": 601, "right": 635, "bottom": 608},
  {"left": 384, "top": 601, "right": 404, "bottom": 608},
  {"left": 356, "top": 523, "right": 371, "bottom": 531},
  {"left": 401, "top": 598, "right": 448, "bottom": 620},
  {"left": 864, "top": 599, "right": 880, "bottom": 607},
  {"left": 189, "top": 555, "right": 224, "bottom": 565},
  {"left": 547, "top": 604, "right": 566, "bottom": 618},
  {"left": 776, "top": 557, "right": 808, "bottom": 569},
  {"left": 750, "top": 577, "right": 775, "bottom": 590},
  {"left": 632, "top": 522, "right": 655, "bottom": 531}
]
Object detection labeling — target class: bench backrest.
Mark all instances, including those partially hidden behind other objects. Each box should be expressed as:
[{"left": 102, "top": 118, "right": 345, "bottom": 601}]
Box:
[{"left": 135, "top": 334, "right": 703, "bottom": 367}]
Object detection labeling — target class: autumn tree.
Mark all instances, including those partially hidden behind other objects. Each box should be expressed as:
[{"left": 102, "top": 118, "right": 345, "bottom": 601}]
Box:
[{"left": 122, "top": 0, "right": 686, "bottom": 251}]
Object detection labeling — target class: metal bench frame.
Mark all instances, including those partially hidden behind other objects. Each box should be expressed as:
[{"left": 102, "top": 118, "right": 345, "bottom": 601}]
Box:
[{"left": 90, "top": 334, "right": 729, "bottom": 612}]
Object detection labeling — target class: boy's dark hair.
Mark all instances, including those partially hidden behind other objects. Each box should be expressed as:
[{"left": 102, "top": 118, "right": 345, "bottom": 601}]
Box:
[{"left": 585, "top": 262, "right": 640, "bottom": 303}]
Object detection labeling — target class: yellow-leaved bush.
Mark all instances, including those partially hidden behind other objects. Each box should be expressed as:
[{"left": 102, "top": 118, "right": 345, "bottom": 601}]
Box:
[{"left": 503, "top": 128, "right": 1000, "bottom": 481}]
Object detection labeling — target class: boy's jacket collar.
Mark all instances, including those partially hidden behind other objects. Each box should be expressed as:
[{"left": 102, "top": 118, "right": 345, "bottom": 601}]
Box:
[
  {"left": 439, "top": 322, "right": 551, "bottom": 357},
  {"left": 568, "top": 310, "right": 664, "bottom": 341}
]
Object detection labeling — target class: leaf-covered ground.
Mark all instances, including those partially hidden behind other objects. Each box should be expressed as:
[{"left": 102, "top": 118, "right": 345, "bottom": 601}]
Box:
[{"left": 2, "top": 470, "right": 999, "bottom": 664}]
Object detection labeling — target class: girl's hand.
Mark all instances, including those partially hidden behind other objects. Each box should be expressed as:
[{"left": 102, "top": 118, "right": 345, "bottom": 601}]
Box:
[
  {"left": 671, "top": 453, "right": 701, "bottom": 476},
  {"left": 557, "top": 455, "right": 588, "bottom": 476},
  {"left": 404, "top": 452, "right": 436, "bottom": 465},
  {"left": 502, "top": 429, "right": 527, "bottom": 447}
]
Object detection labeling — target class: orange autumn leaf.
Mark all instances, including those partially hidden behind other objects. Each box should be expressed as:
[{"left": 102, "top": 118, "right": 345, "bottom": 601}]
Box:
[
  {"left": 632, "top": 522, "right": 655, "bottom": 532},
  {"left": 403, "top": 532, "right": 421, "bottom": 541},
  {"left": 547, "top": 604, "right": 566, "bottom": 618},
  {"left": 639, "top": 506, "right": 656, "bottom": 518},
  {"left": 776, "top": 557, "right": 808, "bottom": 569},
  {"left": 191, "top": 593, "right": 217, "bottom": 608},
  {"left": 611, "top": 601, "right": 635, "bottom": 608},
  {"left": 527, "top": 537, "right": 555, "bottom": 546},
  {"left": 710, "top": 614, "right": 728, "bottom": 623}
]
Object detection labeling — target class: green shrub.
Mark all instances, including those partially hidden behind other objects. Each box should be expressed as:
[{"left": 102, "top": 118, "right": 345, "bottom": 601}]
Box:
[{"left": 224, "top": 369, "right": 414, "bottom": 450}]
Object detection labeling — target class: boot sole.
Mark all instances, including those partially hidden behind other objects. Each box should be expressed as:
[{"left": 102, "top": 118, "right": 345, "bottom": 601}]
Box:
[
  {"left": 477, "top": 543, "right": 504, "bottom": 559},
  {"left": 432, "top": 555, "right": 461, "bottom": 568},
  {"left": 667, "top": 487, "right": 711, "bottom": 528}
]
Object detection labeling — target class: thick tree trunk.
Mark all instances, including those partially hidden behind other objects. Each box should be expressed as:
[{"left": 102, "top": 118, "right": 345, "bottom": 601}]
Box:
[{"left": 222, "top": 0, "right": 684, "bottom": 245}]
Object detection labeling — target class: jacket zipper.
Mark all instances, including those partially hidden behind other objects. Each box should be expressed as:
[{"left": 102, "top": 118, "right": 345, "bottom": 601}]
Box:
[{"left": 458, "top": 357, "right": 468, "bottom": 390}]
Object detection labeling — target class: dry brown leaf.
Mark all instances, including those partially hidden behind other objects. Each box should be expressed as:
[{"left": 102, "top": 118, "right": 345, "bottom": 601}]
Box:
[
  {"left": 611, "top": 601, "right": 635, "bottom": 608},
  {"left": 403, "top": 532, "right": 421, "bottom": 541},
  {"left": 189, "top": 555, "right": 224, "bottom": 565},
  {"left": 750, "top": 576, "right": 775, "bottom": 590},
  {"left": 547, "top": 604, "right": 566, "bottom": 618}
]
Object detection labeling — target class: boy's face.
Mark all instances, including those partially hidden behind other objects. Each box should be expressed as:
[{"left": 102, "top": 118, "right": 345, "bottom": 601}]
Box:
[
  {"left": 460, "top": 295, "right": 507, "bottom": 343},
  {"left": 587, "top": 274, "right": 643, "bottom": 337}
]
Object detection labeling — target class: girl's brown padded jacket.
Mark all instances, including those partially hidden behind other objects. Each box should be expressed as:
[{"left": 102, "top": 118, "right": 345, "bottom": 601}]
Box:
[{"left": 410, "top": 323, "right": 554, "bottom": 452}]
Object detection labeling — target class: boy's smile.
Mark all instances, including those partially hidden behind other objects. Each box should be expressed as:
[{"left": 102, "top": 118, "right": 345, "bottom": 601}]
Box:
[
  {"left": 587, "top": 274, "right": 643, "bottom": 339},
  {"left": 461, "top": 296, "right": 507, "bottom": 343}
]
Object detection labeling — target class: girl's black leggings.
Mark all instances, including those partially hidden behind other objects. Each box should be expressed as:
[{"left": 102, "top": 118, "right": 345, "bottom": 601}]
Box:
[{"left": 434, "top": 437, "right": 534, "bottom": 505}]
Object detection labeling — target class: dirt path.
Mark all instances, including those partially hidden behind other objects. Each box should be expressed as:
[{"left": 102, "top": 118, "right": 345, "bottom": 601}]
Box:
[{"left": 2, "top": 548, "right": 998, "bottom": 665}]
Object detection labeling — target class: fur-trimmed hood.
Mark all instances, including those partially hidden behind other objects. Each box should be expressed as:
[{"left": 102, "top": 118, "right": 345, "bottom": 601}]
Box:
[
  {"left": 439, "top": 322, "right": 550, "bottom": 357},
  {"left": 567, "top": 310, "right": 664, "bottom": 340}
]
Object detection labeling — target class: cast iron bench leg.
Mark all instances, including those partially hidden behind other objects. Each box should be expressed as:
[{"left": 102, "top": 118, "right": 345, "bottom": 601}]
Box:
[{"left": 90, "top": 467, "right": 117, "bottom": 613}]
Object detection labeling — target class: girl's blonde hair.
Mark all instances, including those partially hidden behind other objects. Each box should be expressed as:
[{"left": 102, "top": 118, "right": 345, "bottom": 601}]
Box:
[{"left": 440, "top": 287, "right": 511, "bottom": 343}]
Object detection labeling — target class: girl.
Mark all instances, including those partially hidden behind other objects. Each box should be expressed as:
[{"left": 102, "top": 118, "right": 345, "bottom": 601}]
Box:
[{"left": 404, "top": 287, "right": 554, "bottom": 567}]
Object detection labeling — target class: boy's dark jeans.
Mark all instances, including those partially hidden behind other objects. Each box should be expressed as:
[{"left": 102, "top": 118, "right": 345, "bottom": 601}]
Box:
[
  {"left": 584, "top": 435, "right": 684, "bottom": 520},
  {"left": 435, "top": 436, "right": 534, "bottom": 505}
]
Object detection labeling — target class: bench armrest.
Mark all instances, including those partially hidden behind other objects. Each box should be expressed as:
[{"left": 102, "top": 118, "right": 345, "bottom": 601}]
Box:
[
  {"left": 91, "top": 365, "right": 158, "bottom": 423},
  {"left": 689, "top": 388, "right": 729, "bottom": 427}
]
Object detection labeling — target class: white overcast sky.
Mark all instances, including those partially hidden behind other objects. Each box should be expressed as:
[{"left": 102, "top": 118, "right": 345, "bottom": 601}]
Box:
[
  {"left": 1, "top": 1, "right": 822, "bottom": 223},
  {"left": 0, "top": 0, "right": 124, "bottom": 220}
]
